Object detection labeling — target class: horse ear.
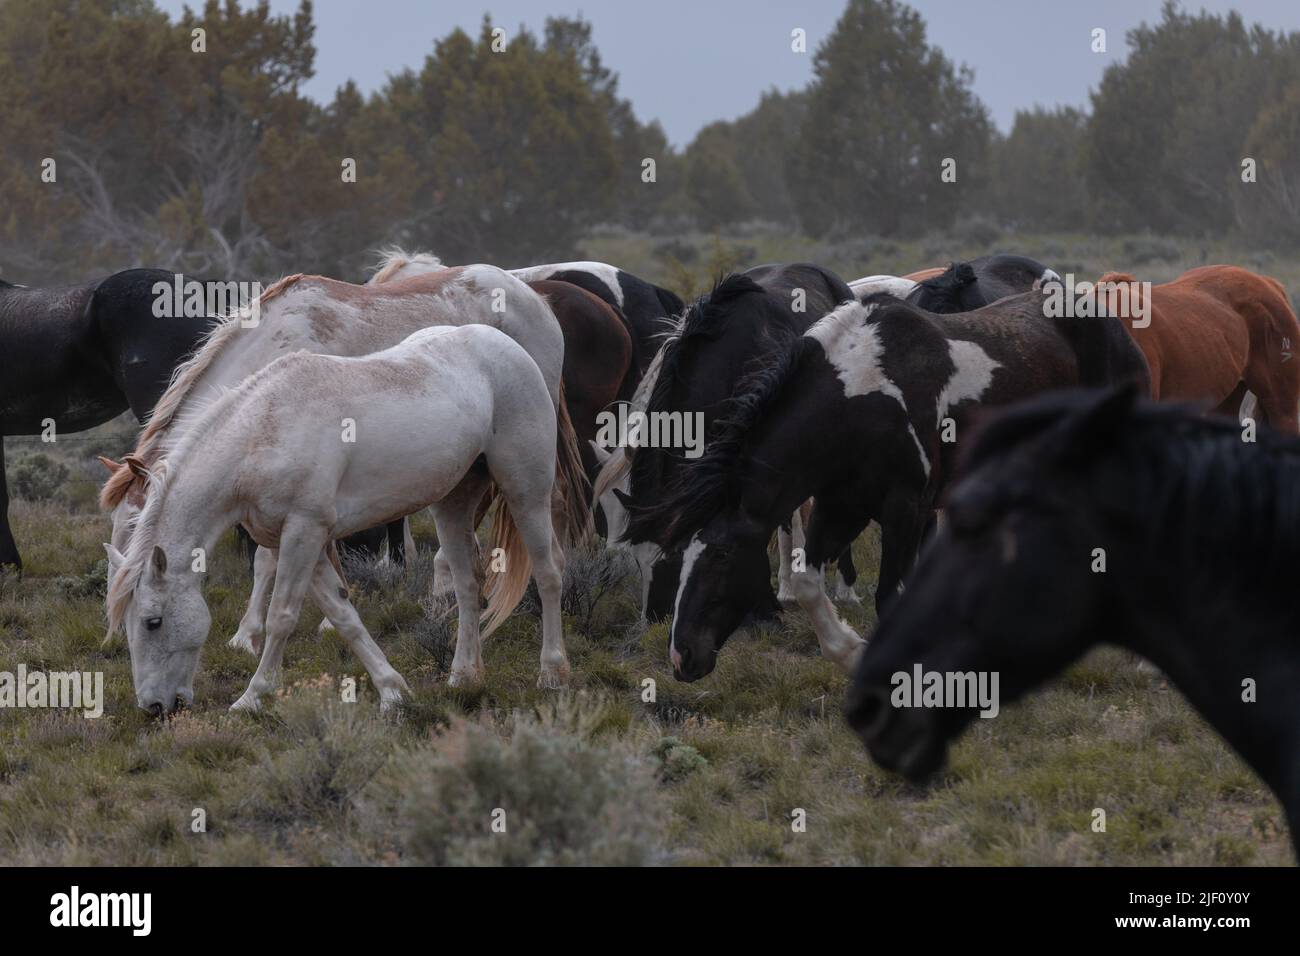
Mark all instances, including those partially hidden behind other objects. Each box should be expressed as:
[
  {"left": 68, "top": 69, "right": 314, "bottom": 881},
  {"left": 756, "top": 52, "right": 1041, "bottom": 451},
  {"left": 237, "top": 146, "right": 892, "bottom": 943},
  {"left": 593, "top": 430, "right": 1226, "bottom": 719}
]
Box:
[
  {"left": 97, "top": 455, "right": 122, "bottom": 475},
  {"left": 588, "top": 440, "right": 611, "bottom": 465},
  {"left": 150, "top": 545, "right": 168, "bottom": 578},
  {"left": 104, "top": 543, "right": 126, "bottom": 576},
  {"left": 1050, "top": 384, "right": 1140, "bottom": 461},
  {"left": 123, "top": 455, "right": 150, "bottom": 480}
]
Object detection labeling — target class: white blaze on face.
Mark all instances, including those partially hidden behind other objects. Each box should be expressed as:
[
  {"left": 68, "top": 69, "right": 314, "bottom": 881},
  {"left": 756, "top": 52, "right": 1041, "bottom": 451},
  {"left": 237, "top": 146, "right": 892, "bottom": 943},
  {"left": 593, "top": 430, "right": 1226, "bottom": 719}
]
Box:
[
  {"left": 669, "top": 534, "right": 707, "bottom": 669},
  {"left": 937, "top": 339, "right": 1000, "bottom": 421},
  {"left": 806, "top": 303, "right": 931, "bottom": 478}
]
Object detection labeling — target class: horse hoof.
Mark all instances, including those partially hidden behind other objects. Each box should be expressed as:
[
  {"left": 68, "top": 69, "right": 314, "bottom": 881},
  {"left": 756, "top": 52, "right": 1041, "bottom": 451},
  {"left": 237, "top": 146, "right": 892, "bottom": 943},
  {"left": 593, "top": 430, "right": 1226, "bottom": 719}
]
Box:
[
  {"left": 317, "top": 617, "right": 334, "bottom": 634},
  {"left": 448, "top": 667, "right": 482, "bottom": 688},
  {"left": 227, "top": 632, "right": 261, "bottom": 657},
  {"left": 835, "top": 587, "right": 863, "bottom": 606},
  {"left": 537, "top": 661, "right": 571, "bottom": 690},
  {"left": 230, "top": 694, "right": 261, "bottom": 713},
  {"left": 776, "top": 585, "right": 796, "bottom": 604}
]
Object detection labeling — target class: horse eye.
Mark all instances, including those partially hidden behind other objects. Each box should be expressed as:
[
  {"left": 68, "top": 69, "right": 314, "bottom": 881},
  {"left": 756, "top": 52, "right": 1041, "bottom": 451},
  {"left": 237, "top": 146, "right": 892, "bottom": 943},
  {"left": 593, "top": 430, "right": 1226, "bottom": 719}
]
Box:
[{"left": 145, "top": 616, "right": 162, "bottom": 631}]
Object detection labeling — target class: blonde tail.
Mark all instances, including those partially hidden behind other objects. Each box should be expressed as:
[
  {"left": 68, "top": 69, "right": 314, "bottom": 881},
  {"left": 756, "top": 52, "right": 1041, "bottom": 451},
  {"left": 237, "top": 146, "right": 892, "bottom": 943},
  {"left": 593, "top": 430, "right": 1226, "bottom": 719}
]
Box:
[{"left": 481, "top": 491, "right": 533, "bottom": 640}]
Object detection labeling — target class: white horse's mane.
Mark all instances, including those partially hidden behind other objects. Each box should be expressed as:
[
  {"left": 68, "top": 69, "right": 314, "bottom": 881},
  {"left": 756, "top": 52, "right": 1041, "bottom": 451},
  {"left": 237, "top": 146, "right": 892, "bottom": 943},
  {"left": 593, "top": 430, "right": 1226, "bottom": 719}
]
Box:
[{"left": 369, "top": 246, "right": 444, "bottom": 284}]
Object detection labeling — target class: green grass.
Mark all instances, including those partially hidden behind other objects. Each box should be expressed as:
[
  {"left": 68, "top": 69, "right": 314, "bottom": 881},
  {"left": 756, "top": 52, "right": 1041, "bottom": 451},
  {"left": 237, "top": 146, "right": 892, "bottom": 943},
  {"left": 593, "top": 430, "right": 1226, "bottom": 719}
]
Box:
[{"left": 0, "top": 496, "right": 1289, "bottom": 865}]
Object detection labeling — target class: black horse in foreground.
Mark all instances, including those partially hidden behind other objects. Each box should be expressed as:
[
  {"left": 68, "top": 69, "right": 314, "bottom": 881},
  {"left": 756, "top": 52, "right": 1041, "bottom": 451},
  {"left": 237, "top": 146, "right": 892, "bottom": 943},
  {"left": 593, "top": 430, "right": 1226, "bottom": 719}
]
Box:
[
  {"left": 0, "top": 270, "right": 215, "bottom": 571},
  {"left": 907, "top": 255, "right": 1060, "bottom": 313},
  {"left": 846, "top": 385, "right": 1300, "bottom": 858}
]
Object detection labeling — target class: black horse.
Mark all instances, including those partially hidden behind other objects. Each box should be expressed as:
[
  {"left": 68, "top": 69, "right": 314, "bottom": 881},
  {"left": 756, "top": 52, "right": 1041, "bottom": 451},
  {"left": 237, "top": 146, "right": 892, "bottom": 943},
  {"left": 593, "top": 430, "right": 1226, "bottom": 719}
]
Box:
[
  {"left": 845, "top": 385, "right": 1300, "bottom": 858},
  {"left": 619, "top": 263, "right": 857, "bottom": 619},
  {"left": 907, "top": 254, "right": 1059, "bottom": 314},
  {"left": 0, "top": 270, "right": 215, "bottom": 571},
  {"left": 647, "top": 288, "right": 1149, "bottom": 681}
]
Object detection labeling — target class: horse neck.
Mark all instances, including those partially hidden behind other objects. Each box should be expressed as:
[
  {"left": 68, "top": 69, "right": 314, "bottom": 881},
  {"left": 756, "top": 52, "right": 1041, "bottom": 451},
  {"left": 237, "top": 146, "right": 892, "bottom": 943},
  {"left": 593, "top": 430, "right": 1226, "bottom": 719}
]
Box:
[{"left": 150, "top": 460, "right": 238, "bottom": 566}]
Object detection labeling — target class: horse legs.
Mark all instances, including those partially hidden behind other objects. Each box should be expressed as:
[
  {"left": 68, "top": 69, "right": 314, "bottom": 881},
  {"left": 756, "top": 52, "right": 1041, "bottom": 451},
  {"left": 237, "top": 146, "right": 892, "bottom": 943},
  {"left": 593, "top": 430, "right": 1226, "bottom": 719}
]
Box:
[
  {"left": 494, "top": 479, "right": 568, "bottom": 688},
  {"left": 0, "top": 437, "right": 20, "bottom": 572},
  {"left": 776, "top": 519, "right": 797, "bottom": 604},
  {"left": 875, "top": 491, "right": 927, "bottom": 617},
  {"left": 230, "top": 522, "right": 328, "bottom": 712},
  {"left": 433, "top": 475, "right": 491, "bottom": 686},
  {"left": 229, "top": 545, "right": 276, "bottom": 656},
  {"left": 833, "top": 549, "right": 862, "bottom": 605},
  {"left": 789, "top": 512, "right": 865, "bottom": 672},
  {"left": 307, "top": 552, "right": 409, "bottom": 710}
]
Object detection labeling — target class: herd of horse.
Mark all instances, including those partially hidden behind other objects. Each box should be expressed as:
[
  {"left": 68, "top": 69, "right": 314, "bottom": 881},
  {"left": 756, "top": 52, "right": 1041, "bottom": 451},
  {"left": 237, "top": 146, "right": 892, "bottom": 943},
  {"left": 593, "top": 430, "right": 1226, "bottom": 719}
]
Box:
[{"left": 2, "top": 249, "right": 1299, "bottom": 855}]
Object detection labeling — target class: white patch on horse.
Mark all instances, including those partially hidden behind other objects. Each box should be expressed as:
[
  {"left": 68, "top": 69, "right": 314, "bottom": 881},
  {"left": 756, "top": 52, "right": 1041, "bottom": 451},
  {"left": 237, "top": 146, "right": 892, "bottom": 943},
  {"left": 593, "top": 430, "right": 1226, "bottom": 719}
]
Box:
[
  {"left": 806, "top": 303, "right": 930, "bottom": 478},
  {"left": 849, "top": 275, "right": 918, "bottom": 299},
  {"left": 937, "top": 339, "right": 1000, "bottom": 421},
  {"left": 511, "top": 261, "right": 624, "bottom": 307},
  {"left": 669, "top": 534, "right": 707, "bottom": 669}
]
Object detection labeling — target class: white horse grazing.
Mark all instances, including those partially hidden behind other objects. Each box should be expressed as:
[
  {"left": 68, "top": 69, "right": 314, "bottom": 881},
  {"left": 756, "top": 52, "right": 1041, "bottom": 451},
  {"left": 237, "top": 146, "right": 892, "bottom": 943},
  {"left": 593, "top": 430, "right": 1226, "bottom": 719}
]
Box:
[
  {"left": 99, "top": 267, "right": 585, "bottom": 648},
  {"left": 105, "top": 324, "right": 568, "bottom": 716}
]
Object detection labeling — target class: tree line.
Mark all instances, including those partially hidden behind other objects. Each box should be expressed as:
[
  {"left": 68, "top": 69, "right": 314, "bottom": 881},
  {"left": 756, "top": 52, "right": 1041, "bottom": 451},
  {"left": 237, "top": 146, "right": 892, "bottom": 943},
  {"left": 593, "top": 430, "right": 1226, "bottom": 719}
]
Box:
[{"left": 1, "top": 0, "right": 1298, "bottom": 284}]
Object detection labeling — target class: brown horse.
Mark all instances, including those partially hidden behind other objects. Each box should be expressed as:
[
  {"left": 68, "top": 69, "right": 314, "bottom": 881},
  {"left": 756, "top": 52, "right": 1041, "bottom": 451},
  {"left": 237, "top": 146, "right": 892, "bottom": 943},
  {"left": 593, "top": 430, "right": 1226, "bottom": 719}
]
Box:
[
  {"left": 1096, "top": 266, "right": 1300, "bottom": 432},
  {"left": 527, "top": 279, "right": 634, "bottom": 479}
]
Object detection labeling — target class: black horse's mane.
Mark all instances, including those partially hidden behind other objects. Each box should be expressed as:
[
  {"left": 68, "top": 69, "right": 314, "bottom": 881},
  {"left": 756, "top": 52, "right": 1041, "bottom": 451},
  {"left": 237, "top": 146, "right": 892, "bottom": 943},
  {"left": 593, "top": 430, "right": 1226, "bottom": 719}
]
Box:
[
  {"left": 631, "top": 321, "right": 814, "bottom": 551},
  {"left": 961, "top": 389, "right": 1300, "bottom": 577},
  {"left": 626, "top": 273, "right": 766, "bottom": 503}
]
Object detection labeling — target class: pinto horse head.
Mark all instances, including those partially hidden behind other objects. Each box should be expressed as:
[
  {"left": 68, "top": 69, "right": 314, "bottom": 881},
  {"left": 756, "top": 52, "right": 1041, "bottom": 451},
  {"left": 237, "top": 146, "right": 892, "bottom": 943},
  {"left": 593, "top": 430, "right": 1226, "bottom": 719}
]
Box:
[{"left": 846, "top": 384, "right": 1140, "bottom": 778}]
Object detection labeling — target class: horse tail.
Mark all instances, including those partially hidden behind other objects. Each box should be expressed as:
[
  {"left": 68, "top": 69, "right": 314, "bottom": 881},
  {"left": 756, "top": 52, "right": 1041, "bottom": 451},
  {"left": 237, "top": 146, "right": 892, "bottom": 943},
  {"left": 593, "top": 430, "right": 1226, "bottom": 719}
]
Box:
[
  {"left": 555, "top": 381, "right": 594, "bottom": 548},
  {"left": 592, "top": 440, "right": 633, "bottom": 510},
  {"left": 481, "top": 492, "right": 532, "bottom": 640}
]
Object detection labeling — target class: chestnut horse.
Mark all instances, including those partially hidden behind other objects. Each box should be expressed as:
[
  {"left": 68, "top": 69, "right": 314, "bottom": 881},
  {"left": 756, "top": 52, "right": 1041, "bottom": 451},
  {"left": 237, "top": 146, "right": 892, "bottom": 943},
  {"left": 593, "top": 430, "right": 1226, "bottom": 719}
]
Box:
[{"left": 1097, "top": 266, "right": 1300, "bottom": 432}]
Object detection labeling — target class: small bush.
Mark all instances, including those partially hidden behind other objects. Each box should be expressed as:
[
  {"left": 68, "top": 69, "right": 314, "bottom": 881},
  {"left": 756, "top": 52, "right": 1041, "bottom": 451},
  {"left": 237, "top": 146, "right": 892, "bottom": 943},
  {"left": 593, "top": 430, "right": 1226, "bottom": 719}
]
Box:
[
  {"left": 53, "top": 558, "right": 109, "bottom": 599},
  {"left": 362, "top": 698, "right": 665, "bottom": 865},
  {"left": 10, "top": 453, "right": 69, "bottom": 502}
]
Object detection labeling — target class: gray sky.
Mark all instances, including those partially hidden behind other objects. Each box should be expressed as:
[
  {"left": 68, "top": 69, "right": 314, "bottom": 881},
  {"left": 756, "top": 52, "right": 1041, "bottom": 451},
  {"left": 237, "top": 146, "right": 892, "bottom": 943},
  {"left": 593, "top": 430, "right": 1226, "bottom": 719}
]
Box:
[{"left": 157, "top": 0, "right": 1300, "bottom": 146}]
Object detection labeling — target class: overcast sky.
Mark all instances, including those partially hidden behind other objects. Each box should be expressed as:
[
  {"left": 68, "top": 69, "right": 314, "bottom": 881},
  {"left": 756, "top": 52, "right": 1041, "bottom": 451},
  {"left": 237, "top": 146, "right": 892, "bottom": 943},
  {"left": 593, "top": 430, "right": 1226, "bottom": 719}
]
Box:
[{"left": 157, "top": 0, "right": 1300, "bottom": 147}]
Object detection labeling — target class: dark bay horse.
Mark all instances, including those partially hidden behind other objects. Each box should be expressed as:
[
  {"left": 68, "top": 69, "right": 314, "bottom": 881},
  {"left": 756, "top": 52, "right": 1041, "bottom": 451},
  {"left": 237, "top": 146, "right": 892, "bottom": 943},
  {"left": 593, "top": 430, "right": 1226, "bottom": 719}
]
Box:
[
  {"left": 652, "top": 288, "right": 1149, "bottom": 681},
  {"left": 1, "top": 270, "right": 214, "bottom": 571},
  {"left": 614, "top": 263, "right": 857, "bottom": 620},
  {"left": 845, "top": 385, "right": 1300, "bottom": 858},
  {"left": 1094, "top": 266, "right": 1300, "bottom": 432}
]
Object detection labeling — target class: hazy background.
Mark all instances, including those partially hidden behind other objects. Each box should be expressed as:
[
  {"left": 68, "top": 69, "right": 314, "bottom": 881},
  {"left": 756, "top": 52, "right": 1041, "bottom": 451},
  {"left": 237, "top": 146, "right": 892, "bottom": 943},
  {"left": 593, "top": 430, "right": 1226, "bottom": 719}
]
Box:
[
  {"left": 154, "top": 0, "right": 1300, "bottom": 145},
  {"left": 3, "top": 0, "right": 1300, "bottom": 283}
]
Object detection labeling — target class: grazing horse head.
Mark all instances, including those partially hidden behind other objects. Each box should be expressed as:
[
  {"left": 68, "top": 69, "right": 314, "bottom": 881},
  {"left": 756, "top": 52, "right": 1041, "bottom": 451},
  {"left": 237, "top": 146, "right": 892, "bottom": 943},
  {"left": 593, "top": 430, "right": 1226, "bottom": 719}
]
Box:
[
  {"left": 105, "top": 518, "right": 211, "bottom": 718},
  {"left": 846, "top": 385, "right": 1142, "bottom": 777}
]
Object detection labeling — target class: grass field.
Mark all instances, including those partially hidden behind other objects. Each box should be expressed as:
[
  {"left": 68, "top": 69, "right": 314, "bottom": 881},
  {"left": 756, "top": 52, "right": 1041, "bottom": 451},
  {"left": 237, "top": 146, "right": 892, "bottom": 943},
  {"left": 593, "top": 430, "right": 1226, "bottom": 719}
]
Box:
[{"left": 0, "top": 230, "right": 1294, "bottom": 865}]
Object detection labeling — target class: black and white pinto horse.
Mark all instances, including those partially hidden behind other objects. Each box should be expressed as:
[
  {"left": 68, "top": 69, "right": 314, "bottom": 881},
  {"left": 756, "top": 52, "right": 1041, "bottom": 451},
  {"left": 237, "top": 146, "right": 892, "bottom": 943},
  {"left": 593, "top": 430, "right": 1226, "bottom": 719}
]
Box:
[
  {"left": 845, "top": 386, "right": 1300, "bottom": 858},
  {"left": 853, "top": 254, "right": 1060, "bottom": 315},
  {"left": 0, "top": 270, "right": 214, "bottom": 571},
  {"left": 651, "top": 288, "right": 1150, "bottom": 681},
  {"left": 610, "top": 263, "right": 859, "bottom": 620}
]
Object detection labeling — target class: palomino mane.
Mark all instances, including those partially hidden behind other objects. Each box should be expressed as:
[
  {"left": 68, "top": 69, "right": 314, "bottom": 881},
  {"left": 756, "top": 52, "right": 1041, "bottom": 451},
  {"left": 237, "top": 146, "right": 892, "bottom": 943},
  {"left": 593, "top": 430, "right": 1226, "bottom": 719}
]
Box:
[
  {"left": 369, "top": 247, "right": 444, "bottom": 284},
  {"left": 105, "top": 354, "right": 295, "bottom": 630},
  {"left": 99, "top": 273, "right": 306, "bottom": 510}
]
